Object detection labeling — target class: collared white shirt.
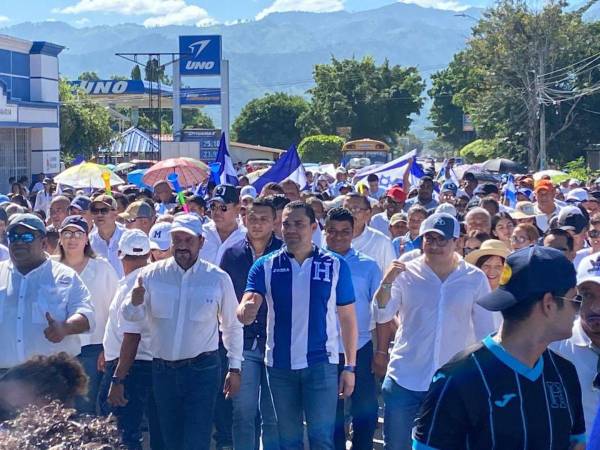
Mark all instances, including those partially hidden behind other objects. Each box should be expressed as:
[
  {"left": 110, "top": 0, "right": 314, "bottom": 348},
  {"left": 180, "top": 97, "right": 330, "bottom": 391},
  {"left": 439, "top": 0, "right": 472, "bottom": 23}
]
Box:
[
  {"left": 574, "top": 248, "right": 596, "bottom": 271},
  {"left": 34, "top": 190, "right": 52, "bottom": 215},
  {"left": 352, "top": 226, "right": 395, "bottom": 273},
  {"left": 553, "top": 318, "right": 600, "bottom": 433},
  {"left": 370, "top": 212, "right": 391, "bottom": 237},
  {"left": 103, "top": 267, "right": 153, "bottom": 362},
  {"left": 377, "top": 256, "right": 496, "bottom": 392},
  {"left": 0, "top": 245, "right": 8, "bottom": 262},
  {"left": 0, "top": 259, "right": 94, "bottom": 369},
  {"left": 121, "top": 256, "right": 243, "bottom": 367},
  {"left": 89, "top": 224, "right": 126, "bottom": 278},
  {"left": 534, "top": 203, "right": 562, "bottom": 232},
  {"left": 77, "top": 257, "right": 119, "bottom": 346},
  {"left": 199, "top": 221, "right": 247, "bottom": 265}
]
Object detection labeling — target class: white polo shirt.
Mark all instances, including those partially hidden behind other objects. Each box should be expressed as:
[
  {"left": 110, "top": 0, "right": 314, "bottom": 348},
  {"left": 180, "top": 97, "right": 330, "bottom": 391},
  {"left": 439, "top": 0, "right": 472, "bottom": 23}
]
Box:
[
  {"left": 377, "top": 255, "right": 496, "bottom": 392},
  {"left": 199, "top": 221, "right": 247, "bottom": 265},
  {"left": 122, "top": 256, "right": 243, "bottom": 368},
  {"left": 89, "top": 224, "right": 126, "bottom": 278},
  {"left": 103, "top": 267, "right": 153, "bottom": 362},
  {"left": 0, "top": 259, "right": 94, "bottom": 368},
  {"left": 352, "top": 226, "right": 395, "bottom": 273},
  {"left": 552, "top": 318, "right": 600, "bottom": 433},
  {"left": 369, "top": 212, "right": 391, "bottom": 237}
]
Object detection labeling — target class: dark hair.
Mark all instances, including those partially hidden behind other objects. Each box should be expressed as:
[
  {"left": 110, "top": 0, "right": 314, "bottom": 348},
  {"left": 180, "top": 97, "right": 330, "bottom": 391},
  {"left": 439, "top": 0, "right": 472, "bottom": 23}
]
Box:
[
  {"left": 502, "top": 291, "right": 566, "bottom": 322},
  {"left": 284, "top": 201, "right": 316, "bottom": 223},
  {"left": 261, "top": 182, "right": 284, "bottom": 195},
  {"left": 515, "top": 223, "right": 540, "bottom": 241},
  {"left": 466, "top": 230, "right": 491, "bottom": 242},
  {"left": 591, "top": 212, "right": 600, "bottom": 226},
  {"left": 491, "top": 212, "right": 515, "bottom": 238},
  {"left": 407, "top": 204, "right": 428, "bottom": 218},
  {"left": 544, "top": 228, "right": 574, "bottom": 251},
  {"left": 475, "top": 254, "right": 505, "bottom": 268},
  {"left": 367, "top": 174, "right": 379, "bottom": 182},
  {"left": 344, "top": 192, "right": 371, "bottom": 210},
  {"left": 266, "top": 194, "right": 290, "bottom": 211},
  {"left": 248, "top": 197, "right": 276, "bottom": 219},
  {"left": 187, "top": 195, "right": 206, "bottom": 209},
  {"left": 113, "top": 192, "right": 128, "bottom": 210},
  {"left": 325, "top": 207, "right": 354, "bottom": 228},
  {"left": 480, "top": 197, "right": 500, "bottom": 216},
  {"left": 419, "top": 176, "right": 434, "bottom": 186},
  {"left": 58, "top": 237, "right": 96, "bottom": 261}
]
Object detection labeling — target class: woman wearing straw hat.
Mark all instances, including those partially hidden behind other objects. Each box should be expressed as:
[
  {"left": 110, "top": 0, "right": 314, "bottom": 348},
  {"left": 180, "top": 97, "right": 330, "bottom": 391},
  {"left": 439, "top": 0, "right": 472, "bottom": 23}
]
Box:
[{"left": 465, "top": 239, "right": 511, "bottom": 290}]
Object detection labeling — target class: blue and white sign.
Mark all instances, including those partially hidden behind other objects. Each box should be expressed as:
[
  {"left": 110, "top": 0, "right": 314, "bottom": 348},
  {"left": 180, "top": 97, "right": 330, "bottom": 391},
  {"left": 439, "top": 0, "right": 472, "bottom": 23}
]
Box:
[
  {"left": 71, "top": 80, "right": 146, "bottom": 95},
  {"left": 180, "top": 88, "right": 221, "bottom": 105},
  {"left": 179, "top": 129, "right": 221, "bottom": 161},
  {"left": 179, "top": 35, "right": 222, "bottom": 76}
]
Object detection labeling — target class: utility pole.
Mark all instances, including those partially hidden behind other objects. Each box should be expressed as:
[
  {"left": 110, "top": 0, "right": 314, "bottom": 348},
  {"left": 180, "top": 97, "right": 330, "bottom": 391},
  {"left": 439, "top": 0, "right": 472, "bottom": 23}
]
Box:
[{"left": 538, "top": 53, "right": 547, "bottom": 171}]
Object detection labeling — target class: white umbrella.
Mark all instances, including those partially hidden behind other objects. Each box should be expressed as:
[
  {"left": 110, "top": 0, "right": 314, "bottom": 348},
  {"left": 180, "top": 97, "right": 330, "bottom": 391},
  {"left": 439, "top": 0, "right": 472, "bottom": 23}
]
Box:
[
  {"left": 533, "top": 169, "right": 566, "bottom": 181},
  {"left": 54, "top": 162, "right": 125, "bottom": 189}
]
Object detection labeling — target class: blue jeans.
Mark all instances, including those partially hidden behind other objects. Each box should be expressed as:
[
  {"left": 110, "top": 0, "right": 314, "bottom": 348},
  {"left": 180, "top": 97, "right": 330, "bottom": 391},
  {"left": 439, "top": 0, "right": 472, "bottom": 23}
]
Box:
[
  {"left": 153, "top": 352, "right": 221, "bottom": 450},
  {"left": 76, "top": 344, "right": 104, "bottom": 415},
  {"left": 232, "top": 347, "right": 279, "bottom": 450},
  {"left": 381, "top": 376, "right": 427, "bottom": 450},
  {"left": 98, "top": 359, "right": 154, "bottom": 450},
  {"left": 268, "top": 362, "right": 339, "bottom": 450},
  {"left": 334, "top": 342, "right": 378, "bottom": 450},
  {"left": 213, "top": 341, "right": 233, "bottom": 449}
]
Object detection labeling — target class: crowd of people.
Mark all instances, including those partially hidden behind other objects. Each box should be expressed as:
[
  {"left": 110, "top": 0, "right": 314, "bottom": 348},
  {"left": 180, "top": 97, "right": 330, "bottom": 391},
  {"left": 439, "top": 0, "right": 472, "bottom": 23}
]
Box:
[{"left": 1, "top": 159, "right": 600, "bottom": 450}]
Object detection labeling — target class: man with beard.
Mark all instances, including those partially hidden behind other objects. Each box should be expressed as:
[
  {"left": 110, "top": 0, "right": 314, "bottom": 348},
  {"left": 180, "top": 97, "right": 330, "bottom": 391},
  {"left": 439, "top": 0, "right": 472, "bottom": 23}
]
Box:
[
  {"left": 122, "top": 213, "right": 243, "bottom": 450},
  {"left": 403, "top": 177, "right": 438, "bottom": 212}
]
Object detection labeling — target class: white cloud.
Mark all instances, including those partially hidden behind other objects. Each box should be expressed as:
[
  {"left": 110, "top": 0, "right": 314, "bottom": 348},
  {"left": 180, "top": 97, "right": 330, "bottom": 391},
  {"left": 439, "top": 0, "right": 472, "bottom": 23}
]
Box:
[
  {"left": 256, "top": 0, "right": 345, "bottom": 20},
  {"left": 56, "top": 0, "right": 216, "bottom": 27},
  {"left": 74, "top": 17, "right": 91, "bottom": 26},
  {"left": 0, "top": 16, "right": 9, "bottom": 23},
  {"left": 397, "top": 0, "right": 469, "bottom": 11}
]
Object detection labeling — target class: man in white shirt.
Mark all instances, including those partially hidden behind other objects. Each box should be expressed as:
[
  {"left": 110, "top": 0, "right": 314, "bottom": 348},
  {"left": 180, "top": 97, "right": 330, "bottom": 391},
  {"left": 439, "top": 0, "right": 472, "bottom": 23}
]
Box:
[
  {"left": 0, "top": 213, "right": 94, "bottom": 372},
  {"left": 553, "top": 273, "right": 600, "bottom": 432},
  {"left": 465, "top": 206, "right": 492, "bottom": 235},
  {"left": 374, "top": 212, "right": 496, "bottom": 450},
  {"left": 99, "top": 229, "right": 156, "bottom": 449},
  {"left": 89, "top": 194, "right": 126, "bottom": 278},
  {"left": 122, "top": 213, "right": 243, "bottom": 450},
  {"left": 369, "top": 186, "right": 406, "bottom": 237},
  {"left": 343, "top": 193, "right": 395, "bottom": 272},
  {"left": 200, "top": 184, "right": 246, "bottom": 265},
  {"left": 34, "top": 177, "right": 53, "bottom": 216},
  {"left": 534, "top": 179, "right": 562, "bottom": 232}
]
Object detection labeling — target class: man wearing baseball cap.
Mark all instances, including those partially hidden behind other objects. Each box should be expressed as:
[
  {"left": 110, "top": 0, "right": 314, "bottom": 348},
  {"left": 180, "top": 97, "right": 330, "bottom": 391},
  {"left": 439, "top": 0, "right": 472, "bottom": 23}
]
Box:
[
  {"left": 148, "top": 221, "right": 172, "bottom": 262},
  {"left": 439, "top": 181, "right": 458, "bottom": 204},
  {"left": 534, "top": 179, "right": 562, "bottom": 232},
  {"left": 373, "top": 213, "right": 496, "bottom": 449},
  {"left": 122, "top": 213, "right": 243, "bottom": 449},
  {"left": 121, "top": 200, "right": 156, "bottom": 235},
  {"left": 557, "top": 205, "right": 590, "bottom": 269},
  {"left": 413, "top": 246, "right": 585, "bottom": 450},
  {"left": 370, "top": 186, "right": 407, "bottom": 237},
  {"left": 89, "top": 194, "right": 126, "bottom": 278},
  {"left": 0, "top": 213, "right": 94, "bottom": 373}
]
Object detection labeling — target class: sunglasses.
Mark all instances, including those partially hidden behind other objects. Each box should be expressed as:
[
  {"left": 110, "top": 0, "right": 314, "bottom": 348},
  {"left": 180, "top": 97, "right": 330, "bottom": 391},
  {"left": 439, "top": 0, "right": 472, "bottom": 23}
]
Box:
[
  {"left": 511, "top": 235, "right": 529, "bottom": 244},
  {"left": 209, "top": 203, "right": 229, "bottom": 212},
  {"left": 8, "top": 231, "right": 37, "bottom": 244},
  {"left": 555, "top": 294, "right": 583, "bottom": 311},
  {"left": 61, "top": 230, "right": 86, "bottom": 239},
  {"left": 91, "top": 207, "right": 111, "bottom": 215}
]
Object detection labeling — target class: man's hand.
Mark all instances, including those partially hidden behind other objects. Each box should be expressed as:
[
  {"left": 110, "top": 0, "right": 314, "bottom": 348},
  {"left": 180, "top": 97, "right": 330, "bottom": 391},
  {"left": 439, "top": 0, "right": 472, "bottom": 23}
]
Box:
[
  {"left": 223, "top": 371, "right": 241, "bottom": 399},
  {"left": 382, "top": 260, "right": 406, "bottom": 284},
  {"left": 372, "top": 351, "right": 389, "bottom": 379},
  {"left": 131, "top": 277, "right": 145, "bottom": 306},
  {"left": 107, "top": 383, "right": 128, "bottom": 407},
  {"left": 97, "top": 351, "right": 106, "bottom": 372},
  {"left": 338, "top": 370, "right": 355, "bottom": 399},
  {"left": 44, "top": 312, "right": 67, "bottom": 343},
  {"left": 239, "top": 293, "right": 262, "bottom": 324}
]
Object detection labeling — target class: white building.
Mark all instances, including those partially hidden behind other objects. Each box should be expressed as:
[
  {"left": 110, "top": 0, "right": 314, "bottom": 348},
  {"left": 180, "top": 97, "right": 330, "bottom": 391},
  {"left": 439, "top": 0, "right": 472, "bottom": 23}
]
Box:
[{"left": 0, "top": 34, "right": 63, "bottom": 192}]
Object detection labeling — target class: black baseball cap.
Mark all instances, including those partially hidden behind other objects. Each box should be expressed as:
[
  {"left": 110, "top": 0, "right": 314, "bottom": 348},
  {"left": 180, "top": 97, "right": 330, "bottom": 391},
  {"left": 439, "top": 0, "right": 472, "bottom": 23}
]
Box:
[
  {"left": 477, "top": 246, "right": 576, "bottom": 311},
  {"left": 210, "top": 184, "right": 239, "bottom": 204},
  {"left": 557, "top": 205, "right": 589, "bottom": 234}
]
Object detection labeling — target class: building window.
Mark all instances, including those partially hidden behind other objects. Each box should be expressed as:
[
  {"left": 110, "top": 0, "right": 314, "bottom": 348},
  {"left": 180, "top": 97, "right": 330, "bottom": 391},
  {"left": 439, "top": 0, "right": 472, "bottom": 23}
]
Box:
[{"left": 0, "top": 128, "right": 31, "bottom": 193}]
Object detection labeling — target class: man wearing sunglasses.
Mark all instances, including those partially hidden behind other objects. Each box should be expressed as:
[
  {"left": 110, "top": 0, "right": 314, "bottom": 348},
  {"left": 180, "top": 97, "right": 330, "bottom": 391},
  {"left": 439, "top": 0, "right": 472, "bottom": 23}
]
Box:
[
  {"left": 413, "top": 246, "right": 585, "bottom": 450},
  {"left": 89, "top": 194, "right": 125, "bottom": 278},
  {"left": 200, "top": 184, "right": 246, "bottom": 266},
  {"left": 0, "top": 213, "right": 94, "bottom": 374}
]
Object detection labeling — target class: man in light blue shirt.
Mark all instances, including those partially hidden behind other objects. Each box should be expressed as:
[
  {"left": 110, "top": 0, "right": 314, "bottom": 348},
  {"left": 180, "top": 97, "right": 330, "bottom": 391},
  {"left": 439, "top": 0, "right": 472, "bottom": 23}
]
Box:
[{"left": 324, "top": 207, "right": 382, "bottom": 450}]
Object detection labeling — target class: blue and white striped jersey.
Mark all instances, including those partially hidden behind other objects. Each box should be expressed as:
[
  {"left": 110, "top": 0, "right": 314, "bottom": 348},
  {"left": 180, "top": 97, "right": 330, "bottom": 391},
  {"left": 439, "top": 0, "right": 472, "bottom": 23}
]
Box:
[{"left": 245, "top": 246, "right": 355, "bottom": 370}]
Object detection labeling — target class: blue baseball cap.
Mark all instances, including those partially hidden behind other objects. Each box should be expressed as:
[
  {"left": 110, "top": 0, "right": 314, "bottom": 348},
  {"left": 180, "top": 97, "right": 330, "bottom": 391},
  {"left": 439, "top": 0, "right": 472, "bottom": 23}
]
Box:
[
  {"left": 59, "top": 215, "right": 89, "bottom": 234},
  {"left": 70, "top": 195, "right": 92, "bottom": 212},
  {"left": 441, "top": 181, "right": 458, "bottom": 194},
  {"left": 477, "top": 246, "right": 576, "bottom": 312},
  {"left": 7, "top": 213, "right": 46, "bottom": 235},
  {"left": 418, "top": 212, "right": 460, "bottom": 240}
]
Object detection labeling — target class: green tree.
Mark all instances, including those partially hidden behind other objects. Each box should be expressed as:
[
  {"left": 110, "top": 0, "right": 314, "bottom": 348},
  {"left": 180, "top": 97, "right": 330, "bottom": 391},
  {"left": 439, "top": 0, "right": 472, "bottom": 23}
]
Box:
[
  {"left": 298, "top": 135, "right": 345, "bottom": 164},
  {"left": 183, "top": 109, "right": 215, "bottom": 129},
  {"left": 109, "top": 74, "right": 128, "bottom": 81},
  {"left": 131, "top": 65, "right": 142, "bottom": 81},
  {"left": 78, "top": 71, "right": 100, "bottom": 81},
  {"left": 232, "top": 93, "right": 309, "bottom": 149},
  {"left": 59, "top": 78, "right": 113, "bottom": 159},
  {"left": 144, "top": 58, "right": 166, "bottom": 83},
  {"left": 298, "top": 57, "right": 424, "bottom": 142}
]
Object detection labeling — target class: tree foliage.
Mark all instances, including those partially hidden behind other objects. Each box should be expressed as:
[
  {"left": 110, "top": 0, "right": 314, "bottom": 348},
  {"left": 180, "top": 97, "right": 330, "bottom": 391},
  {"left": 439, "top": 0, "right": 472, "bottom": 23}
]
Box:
[
  {"left": 298, "top": 135, "right": 345, "bottom": 164},
  {"left": 78, "top": 71, "right": 100, "bottom": 81},
  {"left": 232, "top": 93, "right": 309, "bottom": 149},
  {"left": 297, "top": 57, "right": 425, "bottom": 142},
  {"left": 131, "top": 65, "right": 142, "bottom": 81},
  {"left": 59, "top": 78, "right": 113, "bottom": 159}
]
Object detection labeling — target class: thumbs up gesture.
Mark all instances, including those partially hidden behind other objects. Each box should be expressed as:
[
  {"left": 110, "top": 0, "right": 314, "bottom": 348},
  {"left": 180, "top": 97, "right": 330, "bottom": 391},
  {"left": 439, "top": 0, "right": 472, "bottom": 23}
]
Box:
[
  {"left": 44, "top": 312, "right": 67, "bottom": 343},
  {"left": 239, "top": 292, "right": 262, "bottom": 325},
  {"left": 131, "top": 277, "right": 146, "bottom": 306}
]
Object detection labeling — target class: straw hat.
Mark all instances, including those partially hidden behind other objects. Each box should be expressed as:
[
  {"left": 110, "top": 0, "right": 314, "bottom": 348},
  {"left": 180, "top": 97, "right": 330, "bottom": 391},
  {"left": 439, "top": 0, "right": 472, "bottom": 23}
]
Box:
[
  {"left": 511, "top": 201, "right": 536, "bottom": 220},
  {"left": 465, "top": 239, "right": 511, "bottom": 265}
]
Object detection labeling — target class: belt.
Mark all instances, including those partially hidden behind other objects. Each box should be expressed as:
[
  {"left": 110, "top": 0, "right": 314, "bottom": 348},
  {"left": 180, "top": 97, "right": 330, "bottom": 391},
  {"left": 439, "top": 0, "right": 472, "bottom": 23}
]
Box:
[{"left": 153, "top": 350, "right": 217, "bottom": 369}]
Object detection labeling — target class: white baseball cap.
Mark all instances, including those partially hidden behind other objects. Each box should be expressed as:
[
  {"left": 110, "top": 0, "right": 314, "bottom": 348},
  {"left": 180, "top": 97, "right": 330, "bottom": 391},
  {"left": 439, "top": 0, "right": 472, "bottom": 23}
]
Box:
[
  {"left": 171, "top": 213, "right": 204, "bottom": 237},
  {"left": 149, "top": 221, "right": 172, "bottom": 251},
  {"left": 240, "top": 185, "right": 257, "bottom": 199},
  {"left": 118, "top": 229, "right": 151, "bottom": 259}
]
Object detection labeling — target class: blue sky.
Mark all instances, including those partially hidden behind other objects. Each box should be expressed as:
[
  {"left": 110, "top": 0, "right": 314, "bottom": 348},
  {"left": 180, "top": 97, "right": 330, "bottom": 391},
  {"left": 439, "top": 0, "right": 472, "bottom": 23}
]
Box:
[{"left": 0, "top": 0, "right": 492, "bottom": 28}]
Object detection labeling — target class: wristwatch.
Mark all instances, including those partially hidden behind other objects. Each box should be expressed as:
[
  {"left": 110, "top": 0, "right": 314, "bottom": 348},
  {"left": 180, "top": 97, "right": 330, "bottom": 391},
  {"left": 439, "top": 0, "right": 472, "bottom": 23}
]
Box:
[
  {"left": 111, "top": 376, "right": 125, "bottom": 385},
  {"left": 228, "top": 368, "right": 241, "bottom": 374},
  {"left": 342, "top": 365, "right": 356, "bottom": 373}
]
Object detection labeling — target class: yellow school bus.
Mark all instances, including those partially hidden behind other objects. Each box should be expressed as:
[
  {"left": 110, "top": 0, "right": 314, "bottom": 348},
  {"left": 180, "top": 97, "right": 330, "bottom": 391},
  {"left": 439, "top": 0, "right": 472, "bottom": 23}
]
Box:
[{"left": 342, "top": 139, "right": 391, "bottom": 166}]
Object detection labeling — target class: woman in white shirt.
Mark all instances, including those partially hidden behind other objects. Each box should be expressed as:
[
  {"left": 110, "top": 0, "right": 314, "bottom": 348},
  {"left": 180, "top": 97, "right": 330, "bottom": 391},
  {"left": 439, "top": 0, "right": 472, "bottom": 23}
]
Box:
[{"left": 57, "top": 215, "right": 119, "bottom": 415}]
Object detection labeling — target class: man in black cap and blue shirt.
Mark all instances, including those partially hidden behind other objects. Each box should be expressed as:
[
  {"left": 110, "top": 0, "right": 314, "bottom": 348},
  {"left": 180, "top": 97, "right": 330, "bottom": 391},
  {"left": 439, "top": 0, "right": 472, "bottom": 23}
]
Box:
[
  {"left": 413, "top": 246, "right": 586, "bottom": 450},
  {"left": 0, "top": 213, "right": 94, "bottom": 373},
  {"left": 374, "top": 212, "right": 495, "bottom": 450}
]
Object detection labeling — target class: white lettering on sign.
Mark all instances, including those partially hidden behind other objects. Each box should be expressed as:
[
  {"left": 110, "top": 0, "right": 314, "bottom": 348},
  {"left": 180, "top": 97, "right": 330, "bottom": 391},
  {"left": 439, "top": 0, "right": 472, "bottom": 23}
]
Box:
[
  {"left": 0, "top": 105, "right": 17, "bottom": 122},
  {"left": 94, "top": 82, "right": 113, "bottom": 94},
  {"left": 185, "top": 61, "right": 215, "bottom": 71}
]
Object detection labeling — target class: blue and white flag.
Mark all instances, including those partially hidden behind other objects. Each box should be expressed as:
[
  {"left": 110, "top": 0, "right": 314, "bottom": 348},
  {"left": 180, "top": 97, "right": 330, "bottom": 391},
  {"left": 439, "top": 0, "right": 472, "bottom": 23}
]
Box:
[
  {"left": 253, "top": 144, "right": 307, "bottom": 193},
  {"left": 437, "top": 159, "right": 460, "bottom": 185},
  {"left": 213, "top": 133, "right": 238, "bottom": 186},
  {"left": 504, "top": 173, "right": 517, "bottom": 208},
  {"left": 354, "top": 150, "right": 420, "bottom": 190}
]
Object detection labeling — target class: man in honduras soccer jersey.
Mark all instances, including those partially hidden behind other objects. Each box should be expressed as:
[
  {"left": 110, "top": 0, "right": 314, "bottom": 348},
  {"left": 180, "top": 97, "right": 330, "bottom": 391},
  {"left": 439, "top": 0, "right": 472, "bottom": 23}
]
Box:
[
  {"left": 238, "top": 201, "right": 358, "bottom": 450},
  {"left": 413, "top": 245, "right": 586, "bottom": 450}
]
